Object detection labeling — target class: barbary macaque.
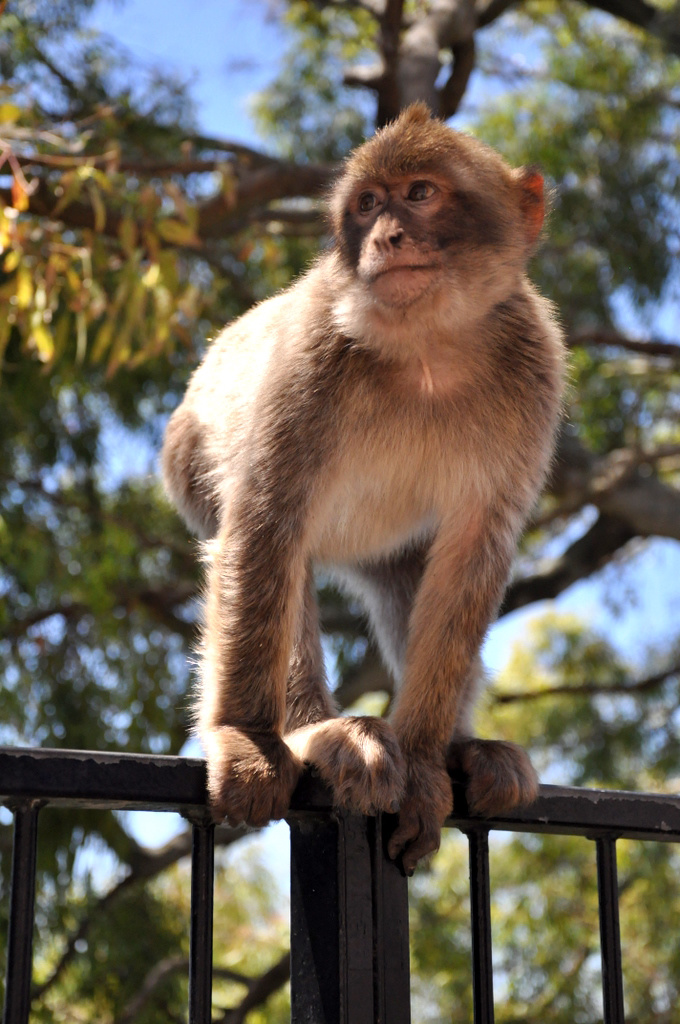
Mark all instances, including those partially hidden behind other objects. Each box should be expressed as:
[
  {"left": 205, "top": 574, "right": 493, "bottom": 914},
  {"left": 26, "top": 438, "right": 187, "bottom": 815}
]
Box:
[{"left": 162, "top": 103, "right": 565, "bottom": 874}]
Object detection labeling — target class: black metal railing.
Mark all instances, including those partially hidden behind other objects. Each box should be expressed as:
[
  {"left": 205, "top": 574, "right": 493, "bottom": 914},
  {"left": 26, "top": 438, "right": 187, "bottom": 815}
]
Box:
[{"left": 2, "top": 746, "right": 680, "bottom": 1024}]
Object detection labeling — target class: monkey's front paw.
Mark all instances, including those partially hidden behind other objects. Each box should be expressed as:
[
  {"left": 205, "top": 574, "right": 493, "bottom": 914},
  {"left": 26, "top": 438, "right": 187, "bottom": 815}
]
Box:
[
  {"left": 285, "top": 716, "right": 406, "bottom": 816},
  {"left": 445, "top": 737, "right": 539, "bottom": 817},
  {"left": 387, "top": 754, "right": 453, "bottom": 876},
  {"left": 204, "top": 726, "right": 303, "bottom": 827}
]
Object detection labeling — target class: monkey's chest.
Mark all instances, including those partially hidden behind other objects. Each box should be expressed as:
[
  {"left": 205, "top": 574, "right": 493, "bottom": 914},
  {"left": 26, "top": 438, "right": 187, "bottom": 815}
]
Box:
[{"left": 313, "top": 440, "right": 466, "bottom": 563}]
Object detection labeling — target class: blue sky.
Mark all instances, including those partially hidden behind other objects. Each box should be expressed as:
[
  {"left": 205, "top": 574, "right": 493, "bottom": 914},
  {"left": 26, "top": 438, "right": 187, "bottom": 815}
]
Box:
[{"left": 86, "top": 0, "right": 286, "bottom": 144}]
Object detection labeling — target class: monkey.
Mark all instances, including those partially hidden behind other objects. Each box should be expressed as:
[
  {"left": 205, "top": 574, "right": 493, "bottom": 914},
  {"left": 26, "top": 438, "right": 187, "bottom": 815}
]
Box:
[{"left": 162, "top": 103, "right": 565, "bottom": 875}]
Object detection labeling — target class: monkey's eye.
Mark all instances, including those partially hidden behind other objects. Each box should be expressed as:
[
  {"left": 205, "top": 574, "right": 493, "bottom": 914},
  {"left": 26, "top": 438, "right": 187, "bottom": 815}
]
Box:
[
  {"left": 407, "top": 181, "right": 436, "bottom": 202},
  {"left": 358, "top": 192, "right": 380, "bottom": 214}
]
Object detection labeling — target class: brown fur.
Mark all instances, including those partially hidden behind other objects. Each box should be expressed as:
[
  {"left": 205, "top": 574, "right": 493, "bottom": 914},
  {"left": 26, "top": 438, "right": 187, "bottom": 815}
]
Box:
[{"left": 161, "top": 104, "right": 565, "bottom": 873}]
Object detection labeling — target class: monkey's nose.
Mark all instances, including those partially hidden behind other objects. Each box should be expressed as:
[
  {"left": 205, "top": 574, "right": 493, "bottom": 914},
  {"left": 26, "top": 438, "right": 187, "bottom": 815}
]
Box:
[{"left": 388, "top": 227, "right": 404, "bottom": 247}]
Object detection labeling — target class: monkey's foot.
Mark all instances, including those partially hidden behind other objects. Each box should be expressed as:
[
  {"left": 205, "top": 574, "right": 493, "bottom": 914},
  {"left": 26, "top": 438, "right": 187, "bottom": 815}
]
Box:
[
  {"left": 445, "top": 737, "right": 539, "bottom": 817},
  {"left": 203, "top": 726, "right": 303, "bottom": 827},
  {"left": 285, "top": 716, "right": 406, "bottom": 816},
  {"left": 387, "top": 753, "right": 453, "bottom": 876}
]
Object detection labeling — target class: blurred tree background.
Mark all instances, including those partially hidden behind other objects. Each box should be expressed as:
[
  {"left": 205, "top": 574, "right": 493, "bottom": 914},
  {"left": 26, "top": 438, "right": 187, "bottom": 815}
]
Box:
[{"left": 1, "top": 0, "right": 679, "bottom": 1019}]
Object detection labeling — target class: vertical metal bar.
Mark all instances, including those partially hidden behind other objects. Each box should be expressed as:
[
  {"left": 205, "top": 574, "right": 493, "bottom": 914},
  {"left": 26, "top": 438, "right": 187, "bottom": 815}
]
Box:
[
  {"left": 467, "top": 828, "right": 494, "bottom": 1024},
  {"left": 339, "top": 814, "right": 375, "bottom": 1024},
  {"left": 289, "top": 812, "right": 375, "bottom": 1024},
  {"left": 596, "top": 837, "right": 626, "bottom": 1024},
  {"left": 3, "top": 802, "right": 40, "bottom": 1024},
  {"left": 188, "top": 820, "right": 215, "bottom": 1024},
  {"left": 290, "top": 814, "right": 341, "bottom": 1024},
  {"left": 371, "top": 813, "right": 411, "bottom": 1024}
]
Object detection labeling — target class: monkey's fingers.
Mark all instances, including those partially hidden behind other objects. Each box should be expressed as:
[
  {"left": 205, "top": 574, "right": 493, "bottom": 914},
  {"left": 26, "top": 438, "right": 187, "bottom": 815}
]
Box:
[
  {"left": 387, "top": 756, "right": 453, "bottom": 874},
  {"left": 387, "top": 807, "right": 442, "bottom": 876},
  {"left": 205, "top": 725, "right": 303, "bottom": 828},
  {"left": 285, "top": 716, "right": 406, "bottom": 816},
  {"left": 446, "top": 737, "right": 539, "bottom": 817}
]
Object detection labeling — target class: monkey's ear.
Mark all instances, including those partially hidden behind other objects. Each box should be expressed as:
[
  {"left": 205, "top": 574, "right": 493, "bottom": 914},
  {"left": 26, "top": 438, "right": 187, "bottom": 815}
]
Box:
[{"left": 516, "top": 167, "right": 545, "bottom": 247}]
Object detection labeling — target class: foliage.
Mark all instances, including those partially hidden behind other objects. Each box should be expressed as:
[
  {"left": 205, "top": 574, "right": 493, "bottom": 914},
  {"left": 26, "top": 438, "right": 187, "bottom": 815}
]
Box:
[
  {"left": 251, "top": 1, "right": 374, "bottom": 161},
  {"left": 411, "top": 614, "right": 680, "bottom": 1023},
  {"left": 477, "top": 4, "right": 680, "bottom": 327}
]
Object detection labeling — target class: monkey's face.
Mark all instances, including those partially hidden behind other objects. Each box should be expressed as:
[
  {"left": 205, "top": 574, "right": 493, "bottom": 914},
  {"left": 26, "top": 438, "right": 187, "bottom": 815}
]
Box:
[
  {"left": 344, "top": 176, "right": 451, "bottom": 307},
  {"left": 338, "top": 166, "right": 533, "bottom": 315},
  {"left": 330, "top": 105, "right": 545, "bottom": 320}
]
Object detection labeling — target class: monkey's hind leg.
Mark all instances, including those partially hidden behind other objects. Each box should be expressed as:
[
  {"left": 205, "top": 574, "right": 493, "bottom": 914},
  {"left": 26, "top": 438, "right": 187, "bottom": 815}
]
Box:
[
  {"left": 444, "top": 659, "right": 539, "bottom": 817},
  {"left": 445, "top": 738, "right": 539, "bottom": 817},
  {"left": 284, "top": 573, "right": 406, "bottom": 816}
]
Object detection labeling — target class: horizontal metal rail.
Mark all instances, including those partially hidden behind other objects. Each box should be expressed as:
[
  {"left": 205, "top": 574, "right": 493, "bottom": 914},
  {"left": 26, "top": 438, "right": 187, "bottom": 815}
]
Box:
[
  {"left": 2, "top": 746, "right": 680, "bottom": 841},
  {"left": 2, "top": 745, "right": 680, "bottom": 1024}
]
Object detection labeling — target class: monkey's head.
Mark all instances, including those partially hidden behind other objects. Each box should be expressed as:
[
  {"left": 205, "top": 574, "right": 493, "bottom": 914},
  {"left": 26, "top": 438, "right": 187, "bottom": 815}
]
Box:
[{"left": 329, "top": 103, "right": 545, "bottom": 312}]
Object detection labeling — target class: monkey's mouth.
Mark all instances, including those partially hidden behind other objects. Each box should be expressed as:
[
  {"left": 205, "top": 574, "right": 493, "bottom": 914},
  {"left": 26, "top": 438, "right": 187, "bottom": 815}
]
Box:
[{"left": 368, "top": 262, "right": 438, "bottom": 282}]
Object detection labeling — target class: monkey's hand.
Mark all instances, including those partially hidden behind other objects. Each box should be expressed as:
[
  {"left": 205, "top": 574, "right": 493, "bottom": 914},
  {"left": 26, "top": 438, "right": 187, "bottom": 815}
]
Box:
[
  {"left": 445, "top": 737, "right": 539, "bottom": 817},
  {"left": 387, "top": 751, "right": 453, "bottom": 876},
  {"left": 204, "top": 726, "right": 303, "bottom": 827},
  {"left": 285, "top": 717, "right": 406, "bottom": 816}
]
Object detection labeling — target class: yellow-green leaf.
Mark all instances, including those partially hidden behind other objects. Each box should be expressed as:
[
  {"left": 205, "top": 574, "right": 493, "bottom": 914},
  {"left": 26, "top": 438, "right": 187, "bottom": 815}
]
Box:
[
  {"left": 118, "top": 215, "right": 138, "bottom": 256},
  {"left": 156, "top": 218, "right": 201, "bottom": 247},
  {"left": 87, "top": 181, "right": 107, "bottom": 234},
  {"left": 16, "top": 266, "right": 32, "bottom": 309},
  {"left": 29, "top": 322, "right": 54, "bottom": 362},
  {"left": 52, "top": 171, "right": 84, "bottom": 216},
  {"left": 0, "top": 103, "right": 22, "bottom": 124},
  {"left": 3, "top": 249, "right": 20, "bottom": 273},
  {"left": 91, "top": 318, "right": 115, "bottom": 363},
  {"left": 141, "top": 263, "right": 160, "bottom": 289}
]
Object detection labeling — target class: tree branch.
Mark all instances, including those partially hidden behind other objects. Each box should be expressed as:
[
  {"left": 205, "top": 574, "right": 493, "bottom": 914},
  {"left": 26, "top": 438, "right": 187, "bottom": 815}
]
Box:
[
  {"left": 311, "top": 0, "right": 387, "bottom": 15},
  {"left": 114, "top": 954, "right": 187, "bottom": 1024},
  {"left": 216, "top": 952, "right": 290, "bottom": 1024},
  {"left": 376, "top": 0, "right": 406, "bottom": 125},
  {"left": 114, "top": 955, "right": 266, "bottom": 1024},
  {"left": 579, "top": 0, "right": 680, "bottom": 55},
  {"left": 549, "top": 434, "right": 680, "bottom": 544},
  {"left": 7, "top": 580, "right": 199, "bottom": 644},
  {"left": 439, "top": 37, "right": 476, "bottom": 119},
  {"left": 568, "top": 328, "right": 680, "bottom": 360},
  {"left": 16, "top": 152, "right": 227, "bottom": 176},
  {"left": 32, "top": 822, "right": 246, "bottom": 1003},
  {"left": 501, "top": 512, "right": 637, "bottom": 614},
  {"left": 1, "top": 158, "right": 335, "bottom": 247},
  {"left": 491, "top": 661, "right": 680, "bottom": 704},
  {"left": 26, "top": 39, "right": 82, "bottom": 102},
  {"left": 475, "top": 0, "right": 519, "bottom": 28},
  {"left": 397, "top": 0, "right": 477, "bottom": 112}
]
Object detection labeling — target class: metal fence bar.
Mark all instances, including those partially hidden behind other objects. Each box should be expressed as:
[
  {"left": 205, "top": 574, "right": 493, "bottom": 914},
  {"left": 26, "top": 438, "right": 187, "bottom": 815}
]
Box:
[
  {"left": 467, "top": 828, "right": 495, "bottom": 1024},
  {"left": 0, "top": 746, "right": 207, "bottom": 812},
  {"left": 3, "top": 747, "right": 680, "bottom": 1024},
  {"left": 289, "top": 811, "right": 377, "bottom": 1024},
  {"left": 596, "top": 837, "right": 626, "bottom": 1024},
  {"left": 446, "top": 783, "right": 680, "bottom": 843},
  {"left": 188, "top": 819, "right": 215, "bottom": 1024},
  {"left": 290, "top": 812, "right": 344, "bottom": 1024},
  {"left": 2, "top": 802, "right": 40, "bottom": 1024},
  {"left": 3, "top": 748, "right": 680, "bottom": 843},
  {"left": 370, "top": 814, "right": 411, "bottom": 1024}
]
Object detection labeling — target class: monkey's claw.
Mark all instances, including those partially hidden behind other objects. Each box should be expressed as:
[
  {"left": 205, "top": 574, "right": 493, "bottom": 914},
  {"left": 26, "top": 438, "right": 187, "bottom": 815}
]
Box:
[
  {"left": 285, "top": 716, "right": 406, "bottom": 816},
  {"left": 204, "top": 726, "right": 303, "bottom": 827},
  {"left": 387, "top": 754, "right": 453, "bottom": 875},
  {"left": 445, "top": 737, "right": 539, "bottom": 817}
]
